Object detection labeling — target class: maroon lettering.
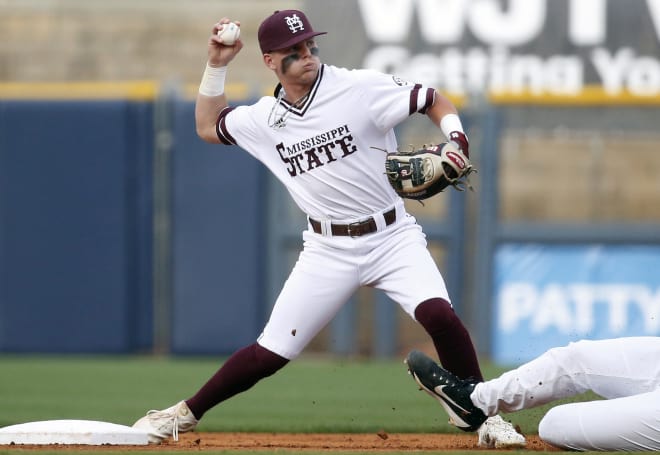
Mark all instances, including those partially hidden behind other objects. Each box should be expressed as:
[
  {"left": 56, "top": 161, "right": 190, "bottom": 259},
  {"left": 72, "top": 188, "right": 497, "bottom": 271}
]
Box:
[
  {"left": 335, "top": 134, "right": 357, "bottom": 157},
  {"left": 289, "top": 154, "right": 306, "bottom": 175},
  {"left": 276, "top": 126, "right": 357, "bottom": 178},
  {"left": 305, "top": 147, "right": 324, "bottom": 170},
  {"left": 316, "top": 142, "right": 338, "bottom": 163},
  {"left": 276, "top": 142, "right": 297, "bottom": 176}
]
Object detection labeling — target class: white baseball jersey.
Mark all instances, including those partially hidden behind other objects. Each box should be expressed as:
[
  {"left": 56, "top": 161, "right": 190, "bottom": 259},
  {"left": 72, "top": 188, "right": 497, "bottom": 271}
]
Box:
[
  {"left": 472, "top": 337, "right": 660, "bottom": 451},
  {"left": 217, "top": 64, "right": 435, "bottom": 220},
  {"left": 214, "top": 64, "right": 450, "bottom": 360}
]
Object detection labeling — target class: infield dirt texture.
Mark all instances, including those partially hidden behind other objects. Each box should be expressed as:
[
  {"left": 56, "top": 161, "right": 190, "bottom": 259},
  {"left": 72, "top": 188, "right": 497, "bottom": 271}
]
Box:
[{"left": 0, "top": 432, "right": 556, "bottom": 452}]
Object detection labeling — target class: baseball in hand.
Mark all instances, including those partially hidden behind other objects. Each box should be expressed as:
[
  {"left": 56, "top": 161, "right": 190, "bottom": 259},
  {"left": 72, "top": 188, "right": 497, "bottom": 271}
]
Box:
[{"left": 217, "top": 22, "right": 240, "bottom": 46}]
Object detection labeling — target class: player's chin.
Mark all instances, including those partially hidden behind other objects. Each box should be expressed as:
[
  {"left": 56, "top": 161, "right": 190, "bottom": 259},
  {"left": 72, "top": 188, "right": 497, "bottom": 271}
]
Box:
[{"left": 301, "top": 63, "right": 320, "bottom": 79}]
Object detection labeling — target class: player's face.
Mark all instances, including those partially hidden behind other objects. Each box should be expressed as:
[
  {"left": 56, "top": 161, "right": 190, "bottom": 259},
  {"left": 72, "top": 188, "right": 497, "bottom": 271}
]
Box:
[{"left": 267, "top": 39, "right": 320, "bottom": 84}]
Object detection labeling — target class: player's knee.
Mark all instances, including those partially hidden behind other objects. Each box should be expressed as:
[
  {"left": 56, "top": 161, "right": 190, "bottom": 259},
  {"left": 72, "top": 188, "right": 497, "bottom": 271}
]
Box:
[
  {"left": 254, "top": 343, "right": 289, "bottom": 376},
  {"left": 538, "top": 407, "right": 566, "bottom": 449},
  {"left": 414, "top": 298, "right": 458, "bottom": 332},
  {"left": 539, "top": 404, "right": 591, "bottom": 451}
]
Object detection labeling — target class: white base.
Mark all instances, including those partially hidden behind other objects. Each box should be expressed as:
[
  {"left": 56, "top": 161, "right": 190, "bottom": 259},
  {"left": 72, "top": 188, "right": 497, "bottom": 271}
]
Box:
[{"left": 0, "top": 420, "right": 150, "bottom": 445}]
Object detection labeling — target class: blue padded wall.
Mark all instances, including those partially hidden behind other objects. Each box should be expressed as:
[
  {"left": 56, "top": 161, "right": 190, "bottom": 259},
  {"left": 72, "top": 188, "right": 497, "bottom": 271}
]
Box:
[
  {"left": 0, "top": 101, "right": 153, "bottom": 352},
  {"left": 170, "top": 101, "right": 266, "bottom": 354}
]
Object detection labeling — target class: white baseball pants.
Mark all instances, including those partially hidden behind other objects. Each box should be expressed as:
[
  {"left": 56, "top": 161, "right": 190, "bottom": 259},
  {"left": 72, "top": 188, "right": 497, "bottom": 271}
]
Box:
[
  {"left": 257, "top": 210, "right": 449, "bottom": 360},
  {"left": 471, "top": 337, "right": 660, "bottom": 451}
]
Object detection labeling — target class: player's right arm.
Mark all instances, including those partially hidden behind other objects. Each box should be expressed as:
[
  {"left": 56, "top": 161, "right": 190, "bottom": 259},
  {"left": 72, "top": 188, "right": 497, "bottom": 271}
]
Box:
[{"left": 195, "top": 19, "right": 243, "bottom": 144}]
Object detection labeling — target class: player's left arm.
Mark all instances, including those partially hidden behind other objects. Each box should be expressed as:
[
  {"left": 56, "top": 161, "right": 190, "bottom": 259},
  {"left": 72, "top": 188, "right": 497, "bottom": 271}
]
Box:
[{"left": 425, "top": 90, "right": 469, "bottom": 157}]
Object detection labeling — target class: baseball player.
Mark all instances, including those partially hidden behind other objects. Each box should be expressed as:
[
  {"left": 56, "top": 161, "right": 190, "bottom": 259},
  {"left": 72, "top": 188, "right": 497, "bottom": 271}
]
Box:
[
  {"left": 133, "top": 9, "right": 523, "bottom": 448},
  {"left": 406, "top": 337, "right": 660, "bottom": 451}
]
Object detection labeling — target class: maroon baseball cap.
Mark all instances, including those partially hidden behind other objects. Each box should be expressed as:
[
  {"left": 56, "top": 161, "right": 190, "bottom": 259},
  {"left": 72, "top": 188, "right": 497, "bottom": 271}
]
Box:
[{"left": 258, "top": 10, "right": 327, "bottom": 53}]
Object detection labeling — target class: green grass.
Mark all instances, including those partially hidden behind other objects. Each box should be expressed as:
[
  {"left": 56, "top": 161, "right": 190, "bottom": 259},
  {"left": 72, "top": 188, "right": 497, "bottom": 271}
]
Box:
[
  {"left": 0, "top": 355, "right": 514, "bottom": 432},
  {"left": 0, "top": 354, "right": 603, "bottom": 454}
]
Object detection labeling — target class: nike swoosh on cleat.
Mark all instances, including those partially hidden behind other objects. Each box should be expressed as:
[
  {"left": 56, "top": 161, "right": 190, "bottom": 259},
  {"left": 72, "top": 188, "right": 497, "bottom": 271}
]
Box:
[
  {"left": 411, "top": 373, "right": 473, "bottom": 429},
  {"left": 436, "top": 385, "right": 470, "bottom": 413}
]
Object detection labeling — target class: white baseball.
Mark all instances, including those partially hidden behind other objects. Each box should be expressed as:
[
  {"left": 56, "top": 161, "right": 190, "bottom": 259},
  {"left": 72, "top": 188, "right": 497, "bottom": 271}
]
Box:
[{"left": 217, "top": 22, "right": 240, "bottom": 46}]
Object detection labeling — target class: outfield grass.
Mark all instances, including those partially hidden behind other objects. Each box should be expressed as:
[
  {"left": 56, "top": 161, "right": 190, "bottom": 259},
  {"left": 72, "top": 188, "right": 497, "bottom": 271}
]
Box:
[
  {"left": 0, "top": 355, "right": 526, "bottom": 431},
  {"left": 0, "top": 354, "right": 602, "bottom": 454}
]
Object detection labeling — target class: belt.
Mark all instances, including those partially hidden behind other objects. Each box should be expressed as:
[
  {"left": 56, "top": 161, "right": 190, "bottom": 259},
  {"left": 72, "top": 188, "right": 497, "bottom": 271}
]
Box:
[{"left": 309, "top": 208, "right": 397, "bottom": 237}]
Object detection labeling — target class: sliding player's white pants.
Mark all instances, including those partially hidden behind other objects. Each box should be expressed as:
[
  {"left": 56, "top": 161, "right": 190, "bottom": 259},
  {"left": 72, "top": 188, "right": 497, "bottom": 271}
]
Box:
[{"left": 472, "top": 337, "right": 660, "bottom": 451}]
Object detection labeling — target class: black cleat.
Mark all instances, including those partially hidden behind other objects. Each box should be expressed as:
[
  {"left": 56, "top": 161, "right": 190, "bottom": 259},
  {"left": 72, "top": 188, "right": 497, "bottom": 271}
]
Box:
[{"left": 405, "top": 350, "right": 487, "bottom": 432}]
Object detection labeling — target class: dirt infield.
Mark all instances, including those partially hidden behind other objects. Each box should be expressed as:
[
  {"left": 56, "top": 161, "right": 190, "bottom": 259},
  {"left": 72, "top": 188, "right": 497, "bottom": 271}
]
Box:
[
  {"left": 6, "top": 432, "right": 558, "bottom": 451},
  {"left": 189, "top": 433, "right": 558, "bottom": 451},
  {"left": 175, "top": 433, "right": 557, "bottom": 451}
]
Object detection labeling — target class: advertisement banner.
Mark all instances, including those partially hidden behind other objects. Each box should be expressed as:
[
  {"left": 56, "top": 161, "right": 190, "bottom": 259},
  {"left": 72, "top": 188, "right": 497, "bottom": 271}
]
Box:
[
  {"left": 494, "top": 244, "right": 660, "bottom": 364},
  {"left": 305, "top": 0, "right": 660, "bottom": 98}
]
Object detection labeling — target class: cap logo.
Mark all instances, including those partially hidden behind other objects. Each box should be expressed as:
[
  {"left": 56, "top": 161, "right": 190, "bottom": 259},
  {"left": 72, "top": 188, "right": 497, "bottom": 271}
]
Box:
[{"left": 286, "top": 14, "right": 305, "bottom": 33}]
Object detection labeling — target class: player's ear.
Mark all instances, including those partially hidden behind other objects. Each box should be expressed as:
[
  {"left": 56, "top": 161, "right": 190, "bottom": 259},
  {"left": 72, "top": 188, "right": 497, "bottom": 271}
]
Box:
[{"left": 263, "top": 54, "right": 277, "bottom": 71}]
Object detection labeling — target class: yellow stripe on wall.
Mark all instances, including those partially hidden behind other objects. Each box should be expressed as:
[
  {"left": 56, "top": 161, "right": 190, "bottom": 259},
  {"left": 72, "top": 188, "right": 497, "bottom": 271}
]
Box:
[
  {"left": 0, "top": 81, "right": 252, "bottom": 101},
  {"left": 0, "top": 81, "right": 159, "bottom": 100},
  {"left": 0, "top": 82, "right": 659, "bottom": 105},
  {"left": 181, "top": 83, "right": 250, "bottom": 100},
  {"left": 488, "top": 85, "right": 660, "bottom": 106}
]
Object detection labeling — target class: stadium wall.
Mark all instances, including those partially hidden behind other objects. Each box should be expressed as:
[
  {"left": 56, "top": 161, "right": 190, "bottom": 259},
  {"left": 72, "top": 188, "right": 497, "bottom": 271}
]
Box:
[{"left": 0, "top": 86, "right": 266, "bottom": 354}]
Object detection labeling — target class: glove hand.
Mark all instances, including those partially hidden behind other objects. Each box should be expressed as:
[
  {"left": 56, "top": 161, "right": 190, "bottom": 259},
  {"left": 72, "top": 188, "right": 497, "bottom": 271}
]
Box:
[
  {"left": 448, "top": 131, "right": 469, "bottom": 158},
  {"left": 385, "top": 142, "right": 476, "bottom": 201}
]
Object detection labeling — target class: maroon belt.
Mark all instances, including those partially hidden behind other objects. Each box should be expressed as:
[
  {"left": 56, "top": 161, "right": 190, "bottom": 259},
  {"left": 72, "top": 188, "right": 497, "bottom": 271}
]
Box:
[{"left": 309, "top": 208, "right": 397, "bottom": 237}]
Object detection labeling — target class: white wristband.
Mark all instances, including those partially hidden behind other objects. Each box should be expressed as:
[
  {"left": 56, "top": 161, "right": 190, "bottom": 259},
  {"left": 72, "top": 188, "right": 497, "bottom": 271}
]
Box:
[
  {"left": 199, "top": 63, "right": 227, "bottom": 96},
  {"left": 440, "top": 113, "right": 464, "bottom": 139}
]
